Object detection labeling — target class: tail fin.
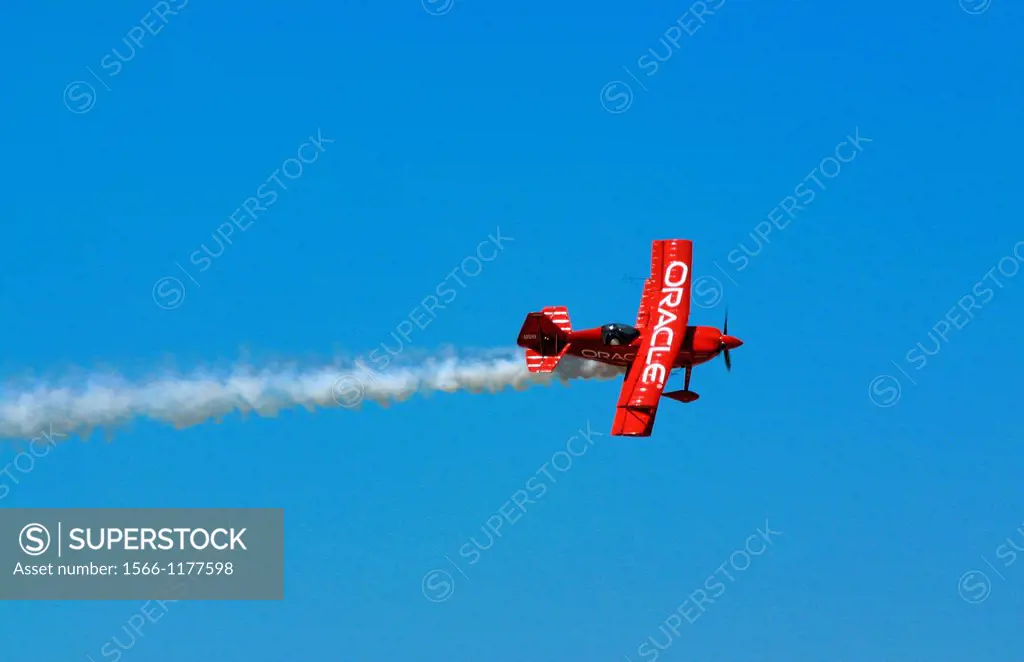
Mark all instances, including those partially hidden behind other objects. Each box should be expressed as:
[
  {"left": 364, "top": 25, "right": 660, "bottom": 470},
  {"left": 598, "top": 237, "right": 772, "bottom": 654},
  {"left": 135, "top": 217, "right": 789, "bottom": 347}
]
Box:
[{"left": 516, "top": 306, "right": 572, "bottom": 373}]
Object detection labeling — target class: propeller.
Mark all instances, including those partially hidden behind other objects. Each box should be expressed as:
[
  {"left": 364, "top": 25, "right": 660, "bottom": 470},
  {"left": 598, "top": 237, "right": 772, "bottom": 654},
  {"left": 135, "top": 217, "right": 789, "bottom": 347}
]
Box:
[
  {"left": 722, "top": 311, "right": 732, "bottom": 371},
  {"left": 719, "top": 310, "right": 743, "bottom": 371}
]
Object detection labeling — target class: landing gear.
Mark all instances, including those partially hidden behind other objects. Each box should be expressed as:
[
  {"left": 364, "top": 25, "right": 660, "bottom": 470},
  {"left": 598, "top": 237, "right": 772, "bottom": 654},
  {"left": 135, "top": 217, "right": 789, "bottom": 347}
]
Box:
[
  {"left": 663, "top": 365, "right": 700, "bottom": 403},
  {"left": 679, "top": 365, "right": 699, "bottom": 402}
]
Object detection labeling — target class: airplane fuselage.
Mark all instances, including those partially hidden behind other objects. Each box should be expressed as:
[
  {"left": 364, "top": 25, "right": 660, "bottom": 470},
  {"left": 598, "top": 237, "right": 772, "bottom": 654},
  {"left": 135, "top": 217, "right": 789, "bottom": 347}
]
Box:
[{"left": 565, "top": 325, "right": 728, "bottom": 369}]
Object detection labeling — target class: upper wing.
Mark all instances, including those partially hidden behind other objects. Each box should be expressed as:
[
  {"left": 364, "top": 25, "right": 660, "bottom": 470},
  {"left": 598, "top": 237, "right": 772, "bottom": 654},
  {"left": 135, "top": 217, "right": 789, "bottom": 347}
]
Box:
[{"left": 613, "top": 240, "right": 693, "bottom": 436}]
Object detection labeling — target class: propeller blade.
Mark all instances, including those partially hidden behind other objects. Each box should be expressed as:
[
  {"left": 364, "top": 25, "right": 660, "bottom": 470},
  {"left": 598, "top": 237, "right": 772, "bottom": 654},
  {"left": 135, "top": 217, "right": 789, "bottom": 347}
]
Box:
[{"left": 722, "top": 310, "right": 732, "bottom": 371}]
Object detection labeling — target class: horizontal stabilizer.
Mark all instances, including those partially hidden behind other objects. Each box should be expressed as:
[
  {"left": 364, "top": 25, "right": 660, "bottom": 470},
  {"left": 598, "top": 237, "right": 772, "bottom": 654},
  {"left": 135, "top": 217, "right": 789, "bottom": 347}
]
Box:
[{"left": 525, "top": 346, "right": 569, "bottom": 373}]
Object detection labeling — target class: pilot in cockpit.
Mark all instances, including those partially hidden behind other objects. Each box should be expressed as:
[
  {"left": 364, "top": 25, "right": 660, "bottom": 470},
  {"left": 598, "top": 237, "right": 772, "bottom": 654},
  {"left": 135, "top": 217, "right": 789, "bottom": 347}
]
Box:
[{"left": 601, "top": 323, "right": 641, "bottom": 346}]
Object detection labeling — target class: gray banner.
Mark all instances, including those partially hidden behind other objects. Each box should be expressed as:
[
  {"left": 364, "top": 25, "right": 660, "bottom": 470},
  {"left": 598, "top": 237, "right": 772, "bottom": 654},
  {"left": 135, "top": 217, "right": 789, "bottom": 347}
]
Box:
[{"left": 0, "top": 508, "right": 283, "bottom": 600}]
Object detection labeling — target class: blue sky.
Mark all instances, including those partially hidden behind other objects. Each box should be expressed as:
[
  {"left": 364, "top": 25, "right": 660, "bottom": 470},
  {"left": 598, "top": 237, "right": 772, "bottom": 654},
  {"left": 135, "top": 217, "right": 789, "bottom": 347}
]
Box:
[{"left": 1, "top": 0, "right": 1023, "bottom": 659}]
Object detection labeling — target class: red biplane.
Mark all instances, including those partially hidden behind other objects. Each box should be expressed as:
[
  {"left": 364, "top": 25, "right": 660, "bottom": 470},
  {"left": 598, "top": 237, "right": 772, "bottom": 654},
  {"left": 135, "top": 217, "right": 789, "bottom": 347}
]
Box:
[{"left": 516, "top": 239, "right": 743, "bottom": 437}]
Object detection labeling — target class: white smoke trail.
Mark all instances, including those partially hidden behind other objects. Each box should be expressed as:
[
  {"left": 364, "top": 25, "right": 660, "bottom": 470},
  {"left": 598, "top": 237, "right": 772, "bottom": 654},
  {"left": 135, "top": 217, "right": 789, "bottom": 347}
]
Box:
[{"left": 0, "top": 349, "right": 623, "bottom": 441}]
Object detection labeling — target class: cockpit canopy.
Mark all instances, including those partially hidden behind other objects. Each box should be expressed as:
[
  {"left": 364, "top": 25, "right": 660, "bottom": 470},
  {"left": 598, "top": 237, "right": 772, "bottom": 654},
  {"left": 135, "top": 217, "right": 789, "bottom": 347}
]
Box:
[{"left": 601, "top": 323, "right": 641, "bottom": 346}]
